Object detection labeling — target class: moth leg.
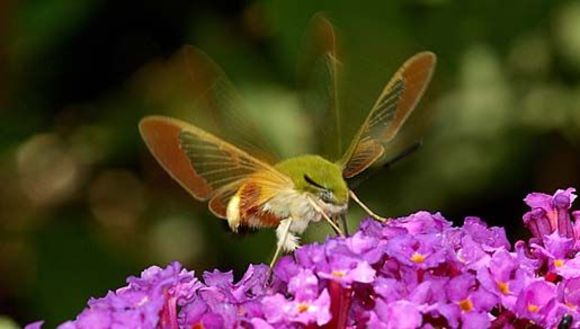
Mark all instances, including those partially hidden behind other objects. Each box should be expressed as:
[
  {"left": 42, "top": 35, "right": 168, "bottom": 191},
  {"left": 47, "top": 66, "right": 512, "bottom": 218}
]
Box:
[
  {"left": 270, "top": 217, "right": 294, "bottom": 269},
  {"left": 307, "top": 196, "right": 344, "bottom": 237},
  {"left": 349, "top": 190, "right": 387, "bottom": 222}
]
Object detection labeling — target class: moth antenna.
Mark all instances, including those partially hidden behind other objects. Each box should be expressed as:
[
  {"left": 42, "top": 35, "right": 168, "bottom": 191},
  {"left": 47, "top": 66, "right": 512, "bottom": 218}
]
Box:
[
  {"left": 383, "top": 140, "right": 423, "bottom": 169},
  {"left": 348, "top": 140, "right": 423, "bottom": 190},
  {"left": 349, "top": 190, "right": 387, "bottom": 222}
]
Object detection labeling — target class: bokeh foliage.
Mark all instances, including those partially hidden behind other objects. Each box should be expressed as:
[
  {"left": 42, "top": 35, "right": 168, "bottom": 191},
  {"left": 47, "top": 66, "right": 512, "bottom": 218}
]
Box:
[{"left": 1, "top": 0, "right": 579, "bottom": 327}]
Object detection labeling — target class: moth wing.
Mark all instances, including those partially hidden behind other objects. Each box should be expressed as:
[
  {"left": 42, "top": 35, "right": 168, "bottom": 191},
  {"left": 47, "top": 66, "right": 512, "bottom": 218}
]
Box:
[
  {"left": 139, "top": 116, "right": 292, "bottom": 218},
  {"left": 180, "top": 46, "right": 280, "bottom": 163},
  {"left": 208, "top": 184, "right": 239, "bottom": 219},
  {"left": 340, "top": 52, "right": 436, "bottom": 178},
  {"left": 135, "top": 46, "right": 280, "bottom": 164},
  {"left": 299, "top": 14, "right": 343, "bottom": 160}
]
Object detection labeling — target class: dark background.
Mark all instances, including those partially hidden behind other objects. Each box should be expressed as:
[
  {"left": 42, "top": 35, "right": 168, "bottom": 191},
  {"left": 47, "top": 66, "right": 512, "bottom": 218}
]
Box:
[{"left": 1, "top": 0, "right": 579, "bottom": 327}]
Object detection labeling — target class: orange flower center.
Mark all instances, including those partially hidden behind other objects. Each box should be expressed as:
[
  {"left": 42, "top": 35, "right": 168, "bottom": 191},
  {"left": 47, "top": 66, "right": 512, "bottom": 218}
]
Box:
[
  {"left": 528, "top": 304, "right": 539, "bottom": 313},
  {"left": 459, "top": 298, "right": 474, "bottom": 312},
  {"left": 332, "top": 270, "right": 346, "bottom": 278},
  {"left": 554, "top": 259, "right": 565, "bottom": 268},
  {"left": 410, "top": 252, "right": 425, "bottom": 264},
  {"left": 497, "top": 281, "right": 510, "bottom": 295},
  {"left": 297, "top": 303, "right": 310, "bottom": 313}
]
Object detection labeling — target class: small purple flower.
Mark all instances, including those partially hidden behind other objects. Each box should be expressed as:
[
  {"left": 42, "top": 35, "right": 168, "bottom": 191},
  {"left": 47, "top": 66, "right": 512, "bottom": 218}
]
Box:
[
  {"left": 513, "top": 240, "right": 542, "bottom": 272},
  {"left": 345, "top": 231, "right": 384, "bottom": 264},
  {"left": 523, "top": 188, "right": 577, "bottom": 240},
  {"left": 557, "top": 277, "right": 580, "bottom": 311},
  {"left": 441, "top": 274, "right": 497, "bottom": 328},
  {"left": 262, "top": 273, "right": 331, "bottom": 326},
  {"left": 556, "top": 256, "right": 580, "bottom": 279},
  {"left": 477, "top": 249, "right": 528, "bottom": 309},
  {"left": 461, "top": 216, "right": 510, "bottom": 252},
  {"left": 316, "top": 241, "right": 376, "bottom": 286},
  {"left": 514, "top": 280, "right": 557, "bottom": 326},
  {"left": 318, "top": 260, "right": 376, "bottom": 286},
  {"left": 385, "top": 232, "right": 447, "bottom": 269},
  {"left": 288, "top": 268, "right": 320, "bottom": 300},
  {"left": 452, "top": 230, "right": 491, "bottom": 270},
  {"left": 532, "top": 232, "right": 577, "bottom": 278}
]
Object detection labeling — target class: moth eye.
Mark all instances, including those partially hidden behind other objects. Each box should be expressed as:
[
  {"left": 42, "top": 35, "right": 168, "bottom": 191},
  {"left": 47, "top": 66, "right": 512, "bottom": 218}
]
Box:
[{"left": 320, "top": 190, "right": 334, "bottom": 203}]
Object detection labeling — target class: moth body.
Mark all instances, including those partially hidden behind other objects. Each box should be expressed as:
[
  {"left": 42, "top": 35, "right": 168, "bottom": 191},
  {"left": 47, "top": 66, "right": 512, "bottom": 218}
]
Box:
[{"left": 226, "top": 155, "right": 349, "bottom": 250}]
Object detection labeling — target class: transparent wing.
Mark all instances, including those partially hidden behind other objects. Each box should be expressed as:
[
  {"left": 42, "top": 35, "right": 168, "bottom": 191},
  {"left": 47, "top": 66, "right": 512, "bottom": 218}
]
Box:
[
  {"left": 181, "top": 46, "right": 281, "bottom": 163},
  {"left": 340, "top": 52, "right": 436, "bottom": 178},
  {"left": 135, "top": 46, "right": 280, "bottom": 164},
  {"left": 139, "top": 116, "right": 292, "bottom": 218},
  {"left": 298, "top": 15, "right": 343, "bottom": 160}
]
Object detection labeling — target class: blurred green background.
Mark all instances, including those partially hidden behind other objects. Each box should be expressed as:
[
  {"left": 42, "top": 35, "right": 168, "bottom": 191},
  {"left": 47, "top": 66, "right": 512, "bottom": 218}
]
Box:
[{"left": 1, "top": 0, "right": 580, "bottom": 327}]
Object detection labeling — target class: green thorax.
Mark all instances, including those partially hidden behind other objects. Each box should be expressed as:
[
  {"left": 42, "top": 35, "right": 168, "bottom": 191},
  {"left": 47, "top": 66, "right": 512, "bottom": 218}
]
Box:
[{"left": 274, "top": 154, "right": 348, "bottom": 204}]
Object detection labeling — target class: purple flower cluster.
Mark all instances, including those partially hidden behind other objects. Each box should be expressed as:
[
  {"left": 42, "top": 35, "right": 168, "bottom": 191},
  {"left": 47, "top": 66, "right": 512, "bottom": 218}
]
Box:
[{"left": 27, "top": 188, "right": 580, "bottom": 329}]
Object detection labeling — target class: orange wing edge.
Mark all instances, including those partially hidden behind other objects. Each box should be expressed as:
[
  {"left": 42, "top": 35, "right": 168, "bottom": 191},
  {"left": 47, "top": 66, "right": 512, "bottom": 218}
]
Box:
[{"left": 139, "top": 115, "right": 213, "bottom": 201}]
